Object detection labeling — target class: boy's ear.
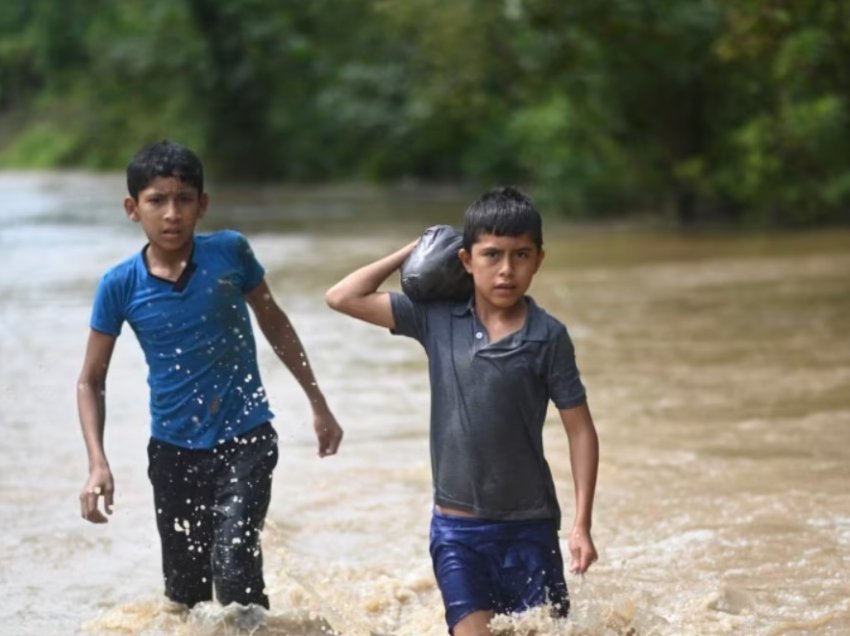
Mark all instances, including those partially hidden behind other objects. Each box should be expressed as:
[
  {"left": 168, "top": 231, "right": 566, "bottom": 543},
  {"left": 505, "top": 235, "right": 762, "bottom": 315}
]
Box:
[
  {"left": 123, "top": 196, "right": 140, "bottom": 222},
  {"left": 534, "top": 248, "right": 545, "bottom": 273},
  {"left": 458, "top": 247, "right": 472, "bottom": 273},
  {"left": 198, "top": 192, "right": 209, "bottom": 218}
]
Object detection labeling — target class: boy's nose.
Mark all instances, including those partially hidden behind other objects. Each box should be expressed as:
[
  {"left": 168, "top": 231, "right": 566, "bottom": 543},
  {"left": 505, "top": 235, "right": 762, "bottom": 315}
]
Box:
[{"left": 163, "top": 200, "right": 181, "bottom": 219}]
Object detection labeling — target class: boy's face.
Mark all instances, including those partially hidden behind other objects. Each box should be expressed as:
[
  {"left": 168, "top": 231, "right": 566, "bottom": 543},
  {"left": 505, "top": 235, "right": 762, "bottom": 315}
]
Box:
[
  {"left": 124, "top": 176, "right": 208, "bottom": 256},
  {"left": 459, "top": 232, "right": 544, "bottom": 310}
]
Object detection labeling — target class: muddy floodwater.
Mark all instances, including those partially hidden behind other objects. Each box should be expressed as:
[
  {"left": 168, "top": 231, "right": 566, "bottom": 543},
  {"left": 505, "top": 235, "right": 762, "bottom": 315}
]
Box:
[{"left": 1, "top": 172, "right": 848, "bottom": 635}]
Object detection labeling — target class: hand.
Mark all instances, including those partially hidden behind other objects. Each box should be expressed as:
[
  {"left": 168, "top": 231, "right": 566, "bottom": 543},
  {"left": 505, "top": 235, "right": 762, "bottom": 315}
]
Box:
[
  {"left": 313, "top": 409, "right": 343, "bottom": 457},
  {"left": 79, "top": 466, "right": 115, "bottom": 523},
  {"left": 568, "top": 524, "right": 598, "bottom": 574}
]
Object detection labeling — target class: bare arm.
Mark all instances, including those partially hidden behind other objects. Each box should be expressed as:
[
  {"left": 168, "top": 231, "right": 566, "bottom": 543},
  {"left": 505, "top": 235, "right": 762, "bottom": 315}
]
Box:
[
  {"left": 77, "top": 329, "right": 117, "bottom": 523},
  {"left": 559, "top": 401, "right": 599, "bottom": 573},
  {"left": 246, "top": 280, "right": 343, "bottom": 457},
  {"left": 324, "top": 240, "right": 418, "bottom": 328}
]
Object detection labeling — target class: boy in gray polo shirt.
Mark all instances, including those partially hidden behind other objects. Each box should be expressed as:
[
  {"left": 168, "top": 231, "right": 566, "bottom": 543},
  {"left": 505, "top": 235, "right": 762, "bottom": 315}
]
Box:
[{"left": 326, "top": 186, "right": 599, "bottom": 636}]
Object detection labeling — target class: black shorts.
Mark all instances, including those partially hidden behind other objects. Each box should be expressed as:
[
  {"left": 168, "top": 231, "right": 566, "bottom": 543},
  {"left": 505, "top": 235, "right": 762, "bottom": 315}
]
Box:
[{"left": 147, "top": 423, "right": 279, "bottom": 608}]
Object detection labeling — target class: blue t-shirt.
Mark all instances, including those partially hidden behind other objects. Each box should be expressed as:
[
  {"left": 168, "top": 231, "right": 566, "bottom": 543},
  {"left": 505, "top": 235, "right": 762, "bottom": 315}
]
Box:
[{"left": 90, "top": 230, "right": 274, "bottom": 449}]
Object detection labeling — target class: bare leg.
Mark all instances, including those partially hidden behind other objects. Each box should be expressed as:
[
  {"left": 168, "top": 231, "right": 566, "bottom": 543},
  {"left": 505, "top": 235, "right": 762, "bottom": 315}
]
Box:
[{"left": 453, "top": 610, "right": 495, "bottom": 636}]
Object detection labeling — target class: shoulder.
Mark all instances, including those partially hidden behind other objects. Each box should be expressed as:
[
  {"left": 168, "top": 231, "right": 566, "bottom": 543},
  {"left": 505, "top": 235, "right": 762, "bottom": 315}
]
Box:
[
  {"left": 389, "top": 292, "right": 463, "bottom": 338},
  {"left": 433, "top": 298, "right": 468, "bottom": 315},
  {"left": 525, "top": 297, "right": 573, "bottom": 342},
  {"left": 526, "top": 296, "right": 565, "bottom": 329},
  {"left": 196, "top": 229, "right": 258, "bottom": 261},
  {"left": 92, "top": 252, "right": 141, "bottom": 318},
  {"left": 406, "top": 295, "right": 466, "bottom": 320},
  {"left": 196, "top": 229, "right": 248, "bottom": 249},
  {"left": 392, "top": 292, "right": 461, "bottom": 311},
  {"left": 99, "top": 251, "right": 141, "bottom": 287}
]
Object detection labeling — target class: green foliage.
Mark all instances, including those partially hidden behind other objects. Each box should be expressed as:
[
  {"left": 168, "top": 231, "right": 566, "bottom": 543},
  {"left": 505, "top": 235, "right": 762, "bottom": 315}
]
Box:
[
  {"left": 1, "top": 0, "right": 849, "bottom": 226},
  {"left": 0, "top": 120, "right": 78, "bottom": 167}
]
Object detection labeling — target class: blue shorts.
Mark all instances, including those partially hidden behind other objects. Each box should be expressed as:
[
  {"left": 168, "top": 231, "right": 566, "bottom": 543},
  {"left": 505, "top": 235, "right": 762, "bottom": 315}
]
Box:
[{"left": 429, "top": 511, "right": 569, "bottom": 632}]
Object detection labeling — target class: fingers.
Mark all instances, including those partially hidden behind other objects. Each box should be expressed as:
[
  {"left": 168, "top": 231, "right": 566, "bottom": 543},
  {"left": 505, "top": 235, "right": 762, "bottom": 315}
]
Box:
[
  {"left": 104, "top": 489, "right": 115, "bottom": 516},
  {"left": 569, "top": 553, "right": 589, "bottom": 574},
  {"left": 313, "top": 412, "right": 343, "bottom": 457},
  {"left": 571, "top": 553, "right": 594, "bottom": 574},
  {"left": 79, "top": 484, "right": 113, "bottom": 524},
  {"left": 80, "top": 491, "right": 106, "bottom": 523},
  {"left": 569, "top": 549, "right": 583, "bottom": 575},
  {"left": 317, "top": 425, "right": 343, "bottom": 457},
  {"left": 568, "top": 541, "right": 598, "bottom": 574}
]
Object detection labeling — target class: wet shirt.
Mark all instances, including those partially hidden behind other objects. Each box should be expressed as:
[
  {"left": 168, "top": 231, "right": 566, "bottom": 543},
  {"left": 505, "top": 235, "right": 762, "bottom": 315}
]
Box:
[
  {"left": 90, "top": 230, "right": 273, "bottom": 449},
  {"left": 390, "top": 293, "right": 586, "bottom": 525}
]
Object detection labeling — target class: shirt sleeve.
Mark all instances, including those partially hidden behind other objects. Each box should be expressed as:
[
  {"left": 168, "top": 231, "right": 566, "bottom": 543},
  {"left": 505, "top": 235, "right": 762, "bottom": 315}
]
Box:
[
  {"left": 389, "top": 291, "right": 428, "bottom": 345},
  {"left": 90, "top": 272, "right": 125, "bottom": 336},
  {"left": 234, "top": 232, "right": 265, "bottom": 292},
  {"left": 547, "top": 325, "right": 587, "bottom": 409}
]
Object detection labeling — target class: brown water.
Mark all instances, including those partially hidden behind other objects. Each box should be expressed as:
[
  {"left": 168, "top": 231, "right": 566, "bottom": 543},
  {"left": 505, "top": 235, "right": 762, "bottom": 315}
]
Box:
[{"left": 1, "top": 172, "right": 848, "bottom": 635}]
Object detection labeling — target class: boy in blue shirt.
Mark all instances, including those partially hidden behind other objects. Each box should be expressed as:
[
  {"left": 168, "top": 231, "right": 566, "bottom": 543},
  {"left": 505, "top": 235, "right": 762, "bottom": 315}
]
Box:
[
  {"left": 76, "top": 140, "right": 343, "bottom": 611},
  {"left": 326, "top": 186, "right": 599, "bottom": 635}
]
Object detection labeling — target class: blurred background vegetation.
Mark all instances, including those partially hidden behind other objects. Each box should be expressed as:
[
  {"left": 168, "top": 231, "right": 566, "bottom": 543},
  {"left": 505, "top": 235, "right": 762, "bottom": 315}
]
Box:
[{"left": 1, "top": 0, "right": 849, "bottom": 226}]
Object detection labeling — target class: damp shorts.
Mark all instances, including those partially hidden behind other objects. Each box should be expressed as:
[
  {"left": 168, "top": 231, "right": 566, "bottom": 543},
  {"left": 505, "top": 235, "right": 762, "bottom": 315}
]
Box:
[{"left": 429, "top": 510, "right": 569, "bottom": 633}]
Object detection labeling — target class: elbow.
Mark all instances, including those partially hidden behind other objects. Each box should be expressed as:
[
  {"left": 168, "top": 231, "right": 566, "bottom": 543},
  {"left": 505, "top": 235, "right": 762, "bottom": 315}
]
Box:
[
  {"left": 77, "top": 375, "right": 105, "bottom": 397},
  {"left": 324, "top": 287, "right": 339, "bottom": 311},
  {"left": 325, "top": 285, "right": 347, "bottom": 312}
]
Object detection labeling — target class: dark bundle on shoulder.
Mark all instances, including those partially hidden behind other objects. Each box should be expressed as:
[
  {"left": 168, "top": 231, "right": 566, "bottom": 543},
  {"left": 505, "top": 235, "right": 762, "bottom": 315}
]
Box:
[{"left": 401, "top": 225, "right": 473, "bottom": 301}]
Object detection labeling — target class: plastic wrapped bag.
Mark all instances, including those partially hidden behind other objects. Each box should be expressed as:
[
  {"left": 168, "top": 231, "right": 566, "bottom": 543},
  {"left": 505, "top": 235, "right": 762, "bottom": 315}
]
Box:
[{"left": 401, "top": 225, "right": 473, "bottom": 301}]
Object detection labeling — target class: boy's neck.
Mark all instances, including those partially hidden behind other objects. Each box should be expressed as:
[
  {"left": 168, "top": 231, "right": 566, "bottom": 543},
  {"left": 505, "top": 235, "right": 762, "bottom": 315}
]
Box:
[
  {"left": 144, "top": 240, "right": 194, "bottom": 281},
  {"left": 472, "top": 294, "right": 527, "bottom": 334}
]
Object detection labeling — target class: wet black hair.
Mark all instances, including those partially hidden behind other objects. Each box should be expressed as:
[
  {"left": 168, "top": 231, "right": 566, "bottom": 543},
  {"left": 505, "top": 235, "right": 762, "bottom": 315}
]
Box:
[
  {"left": 126, "top": 140, "right": 204, "bottom": 201},
  {"left": 462, "top": 186, "right": 543, "bottom": 251}
]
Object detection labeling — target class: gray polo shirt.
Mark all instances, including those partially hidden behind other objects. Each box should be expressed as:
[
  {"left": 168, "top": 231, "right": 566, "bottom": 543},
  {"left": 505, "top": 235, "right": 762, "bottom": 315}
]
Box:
[{"left": 390, "top": 293, "right": 586, "bottom": 525}]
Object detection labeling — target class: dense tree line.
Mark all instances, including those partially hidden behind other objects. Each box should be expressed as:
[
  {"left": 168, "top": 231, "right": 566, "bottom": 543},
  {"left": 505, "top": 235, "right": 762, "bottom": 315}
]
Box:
[{"left": 1, "top": 0, "right": 849, "bottom": 225}]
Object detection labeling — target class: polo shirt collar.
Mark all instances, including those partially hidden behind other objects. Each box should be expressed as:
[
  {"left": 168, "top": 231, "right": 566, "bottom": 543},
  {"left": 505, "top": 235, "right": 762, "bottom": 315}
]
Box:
[{"left": 452, "top": 296, "right": 549, "bottom": 343}]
